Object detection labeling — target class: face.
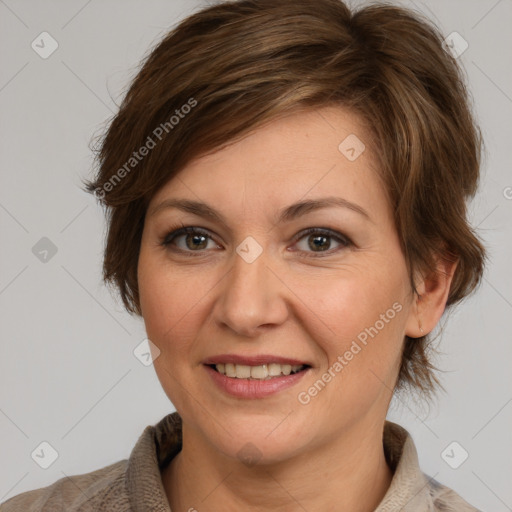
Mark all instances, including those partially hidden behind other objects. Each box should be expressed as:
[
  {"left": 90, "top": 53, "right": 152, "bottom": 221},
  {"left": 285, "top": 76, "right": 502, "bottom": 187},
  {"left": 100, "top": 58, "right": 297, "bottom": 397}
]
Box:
[{"left": 137, "top": 106, "right": 418, "bottom": 464}]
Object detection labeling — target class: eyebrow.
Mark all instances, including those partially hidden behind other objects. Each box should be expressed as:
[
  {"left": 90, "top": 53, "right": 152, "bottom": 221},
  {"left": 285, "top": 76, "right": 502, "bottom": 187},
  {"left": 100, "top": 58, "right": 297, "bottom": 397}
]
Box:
[{"left": 148, "top": 196, "right": 371, "bottom": 225}]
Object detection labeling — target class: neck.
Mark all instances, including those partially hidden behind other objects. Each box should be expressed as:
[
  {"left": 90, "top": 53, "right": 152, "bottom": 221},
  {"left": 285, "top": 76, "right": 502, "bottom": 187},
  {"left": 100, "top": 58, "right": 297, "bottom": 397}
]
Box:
[{"left": 162, "top": 418, "right": 393, "bottom": 512}]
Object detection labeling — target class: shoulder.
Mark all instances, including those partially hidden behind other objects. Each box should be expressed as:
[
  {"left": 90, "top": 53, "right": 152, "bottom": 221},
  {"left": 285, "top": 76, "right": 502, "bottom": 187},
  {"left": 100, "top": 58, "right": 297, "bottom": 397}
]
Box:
[
  {"left": 0, "top": 459, "right": 130, "bottom": 512},
  {"left": 381, "top": 421, "right": 483, "bottom": 512},
  {"left": 0, "top": 412, "right": 181, "bottom": 512},
  {"left": 426, "top": 475, "right": 483, "bottom": 512}
]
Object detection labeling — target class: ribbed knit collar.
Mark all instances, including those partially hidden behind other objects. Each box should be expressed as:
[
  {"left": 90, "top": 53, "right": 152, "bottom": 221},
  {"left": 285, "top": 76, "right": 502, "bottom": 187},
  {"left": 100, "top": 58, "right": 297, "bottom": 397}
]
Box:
[{"left": 124, "top": 412, "right": 460, "bottom": 511}]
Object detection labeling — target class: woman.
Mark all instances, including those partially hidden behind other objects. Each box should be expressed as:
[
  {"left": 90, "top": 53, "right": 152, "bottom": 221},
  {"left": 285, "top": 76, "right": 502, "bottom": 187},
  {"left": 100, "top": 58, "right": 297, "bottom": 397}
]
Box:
[{"left": 1, "top": 0, "right": 486, "bottom": 510}]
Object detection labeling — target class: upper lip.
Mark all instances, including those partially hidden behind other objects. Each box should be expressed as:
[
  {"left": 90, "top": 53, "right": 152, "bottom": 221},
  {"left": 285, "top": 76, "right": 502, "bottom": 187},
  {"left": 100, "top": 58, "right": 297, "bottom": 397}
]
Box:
[{"left": 202, "top": 354, "right": 311, "bottom": 366}]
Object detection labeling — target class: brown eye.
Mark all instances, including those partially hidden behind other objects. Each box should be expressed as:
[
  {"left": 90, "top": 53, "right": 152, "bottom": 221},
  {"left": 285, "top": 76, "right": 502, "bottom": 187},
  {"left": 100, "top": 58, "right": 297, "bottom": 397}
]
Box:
[
  {"left": 293, "top": 228, "right": 352, "bottom": 257},
  {"left": 161, "top": 225, "right": 352, "bottom": 258},
  {"left": 162, "top": 227, "right": 218, "bottom": 253}
]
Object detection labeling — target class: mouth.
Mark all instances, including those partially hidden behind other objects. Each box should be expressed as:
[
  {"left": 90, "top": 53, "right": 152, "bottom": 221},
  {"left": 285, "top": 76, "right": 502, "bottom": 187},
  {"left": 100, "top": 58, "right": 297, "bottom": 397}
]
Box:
[
  {"left": 202, "top": 355, "right": 312, "bottom": 398},
  {"left": 206, "top": 363, "right": 310, "bottom": 380}
]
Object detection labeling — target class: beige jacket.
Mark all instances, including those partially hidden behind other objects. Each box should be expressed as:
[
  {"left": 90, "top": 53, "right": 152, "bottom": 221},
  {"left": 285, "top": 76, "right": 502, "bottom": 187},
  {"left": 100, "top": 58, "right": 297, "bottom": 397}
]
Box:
[{"left": 0, "top": 412, "right": 481, "bottom": 511}]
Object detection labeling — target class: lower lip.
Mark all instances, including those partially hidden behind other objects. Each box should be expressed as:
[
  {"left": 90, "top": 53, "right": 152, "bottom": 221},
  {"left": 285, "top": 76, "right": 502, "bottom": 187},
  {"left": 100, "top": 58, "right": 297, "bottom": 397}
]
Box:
[{"left": 204, "top": 365, "right": 309, "bottom": 399}]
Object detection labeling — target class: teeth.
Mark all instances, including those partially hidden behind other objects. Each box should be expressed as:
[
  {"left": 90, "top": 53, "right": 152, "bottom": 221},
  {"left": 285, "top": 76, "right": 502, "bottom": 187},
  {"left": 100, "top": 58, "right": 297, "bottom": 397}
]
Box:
[
  {"left": 225, "top": 363, "right": 236, "bottom": 377},
  {"left": 281, "top": 364, "right": 292, "bottom": 376},
  {"left": 268, "top": 363, "right": 282, "bottom": 376},
  {"left": 251, "top": 365, "right": 268, "bottom": 379},
  {"left": 235, "top": 364, "right": 251, "bottom": 378},
  {"left": 214, "top": 363, "right": 305, "bottom": 379}
]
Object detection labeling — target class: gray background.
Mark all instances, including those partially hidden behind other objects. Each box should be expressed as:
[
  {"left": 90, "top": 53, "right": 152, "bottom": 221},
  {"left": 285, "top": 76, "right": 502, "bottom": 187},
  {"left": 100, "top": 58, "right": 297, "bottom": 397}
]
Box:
[{"left": 0, "top": 0, "right": 511, "bottom": 510}]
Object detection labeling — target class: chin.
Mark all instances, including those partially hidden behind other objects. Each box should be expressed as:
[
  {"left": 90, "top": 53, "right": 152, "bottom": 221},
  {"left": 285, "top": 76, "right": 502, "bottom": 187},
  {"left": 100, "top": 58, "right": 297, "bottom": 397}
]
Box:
[
  {"left": 222, "top": 434, "right": 305, "bottom": 467},
  {"left": 199, "top": 408, "right": 314, "bottom": 465}
]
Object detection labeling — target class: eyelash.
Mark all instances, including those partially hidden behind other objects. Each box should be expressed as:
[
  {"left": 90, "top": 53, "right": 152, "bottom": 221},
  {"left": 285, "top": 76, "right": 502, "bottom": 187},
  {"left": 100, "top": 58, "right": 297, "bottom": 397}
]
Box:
[{"left": 160, "top": 224, "right": 353, "bottom": 258}]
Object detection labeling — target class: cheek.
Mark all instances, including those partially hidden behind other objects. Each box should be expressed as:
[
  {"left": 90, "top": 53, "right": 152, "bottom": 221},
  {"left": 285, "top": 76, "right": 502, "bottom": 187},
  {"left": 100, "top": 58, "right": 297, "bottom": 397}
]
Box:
[
  {"left": 297, "top": 263, "right": 407, "bottom": 343},
  {"left": 138, "top": 254, "right": 211, "bottom": 409},
  {"left": 301, "top": 265, "right": 408, "bottom": 394},
  {"left": 138, "top": 251, "right": 213, "bottom": 361}
]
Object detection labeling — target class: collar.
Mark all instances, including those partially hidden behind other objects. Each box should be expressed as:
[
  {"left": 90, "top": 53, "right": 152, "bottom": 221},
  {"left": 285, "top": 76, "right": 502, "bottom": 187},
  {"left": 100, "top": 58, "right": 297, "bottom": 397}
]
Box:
[
  {"left": 125, "top": 413, "right": 181, "bottom": 512},
  {"left": 125, "top": 412, "right": 435, "bottom": 511}
]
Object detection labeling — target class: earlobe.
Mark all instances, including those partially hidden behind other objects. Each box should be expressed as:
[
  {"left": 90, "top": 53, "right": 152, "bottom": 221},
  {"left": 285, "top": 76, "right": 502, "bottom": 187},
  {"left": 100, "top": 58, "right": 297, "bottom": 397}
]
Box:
[
  {"left": 418, "top": 317, "right": 424, "bottom": 335},
  {"left": 404, "top": 293, "right": 424, "bottom": 339},
  {"left": 405, "top": 254, "right": 459, "bottom": 339}
]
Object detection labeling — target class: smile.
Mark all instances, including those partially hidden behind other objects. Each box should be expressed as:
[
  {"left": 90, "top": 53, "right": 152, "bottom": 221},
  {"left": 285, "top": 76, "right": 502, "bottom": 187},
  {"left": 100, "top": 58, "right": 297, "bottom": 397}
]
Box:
[
  {"left": 210, "top": 363, "right": 308, "bottom": 380},
  {"left": 203, "top": 359, "right": 311, "bottom": 398}
]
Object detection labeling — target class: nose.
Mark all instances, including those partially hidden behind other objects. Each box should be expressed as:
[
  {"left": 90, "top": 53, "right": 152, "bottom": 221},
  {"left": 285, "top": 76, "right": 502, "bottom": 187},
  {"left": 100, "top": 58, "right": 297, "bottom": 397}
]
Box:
[{"left": 213, "top": 242, "right": 289, "bottom": 338}]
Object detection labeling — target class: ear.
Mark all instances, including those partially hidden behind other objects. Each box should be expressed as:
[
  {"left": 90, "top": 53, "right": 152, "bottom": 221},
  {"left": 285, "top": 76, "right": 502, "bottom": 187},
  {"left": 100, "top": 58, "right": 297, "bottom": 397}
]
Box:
[{"left": 404, "top": 252, "right": 459, "bottom": 338}]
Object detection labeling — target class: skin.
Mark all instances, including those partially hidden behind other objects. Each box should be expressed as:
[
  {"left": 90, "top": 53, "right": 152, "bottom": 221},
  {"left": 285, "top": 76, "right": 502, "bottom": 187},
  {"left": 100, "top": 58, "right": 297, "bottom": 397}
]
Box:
[{"left": 137, "top": 106, "right": 457, "bottom": 512}]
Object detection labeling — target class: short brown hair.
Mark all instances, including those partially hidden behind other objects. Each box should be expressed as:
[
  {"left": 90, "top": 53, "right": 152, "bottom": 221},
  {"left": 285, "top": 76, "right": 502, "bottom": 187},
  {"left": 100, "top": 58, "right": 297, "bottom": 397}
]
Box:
[{"left": 82, "top": 0, "right": 486, "bottom": 398}]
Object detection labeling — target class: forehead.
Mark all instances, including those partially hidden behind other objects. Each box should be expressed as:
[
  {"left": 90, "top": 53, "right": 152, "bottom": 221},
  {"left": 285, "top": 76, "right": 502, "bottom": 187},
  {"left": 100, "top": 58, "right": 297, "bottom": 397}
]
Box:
[{"left": 149, "top": 106, "right": 386, "bottom": 218}]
